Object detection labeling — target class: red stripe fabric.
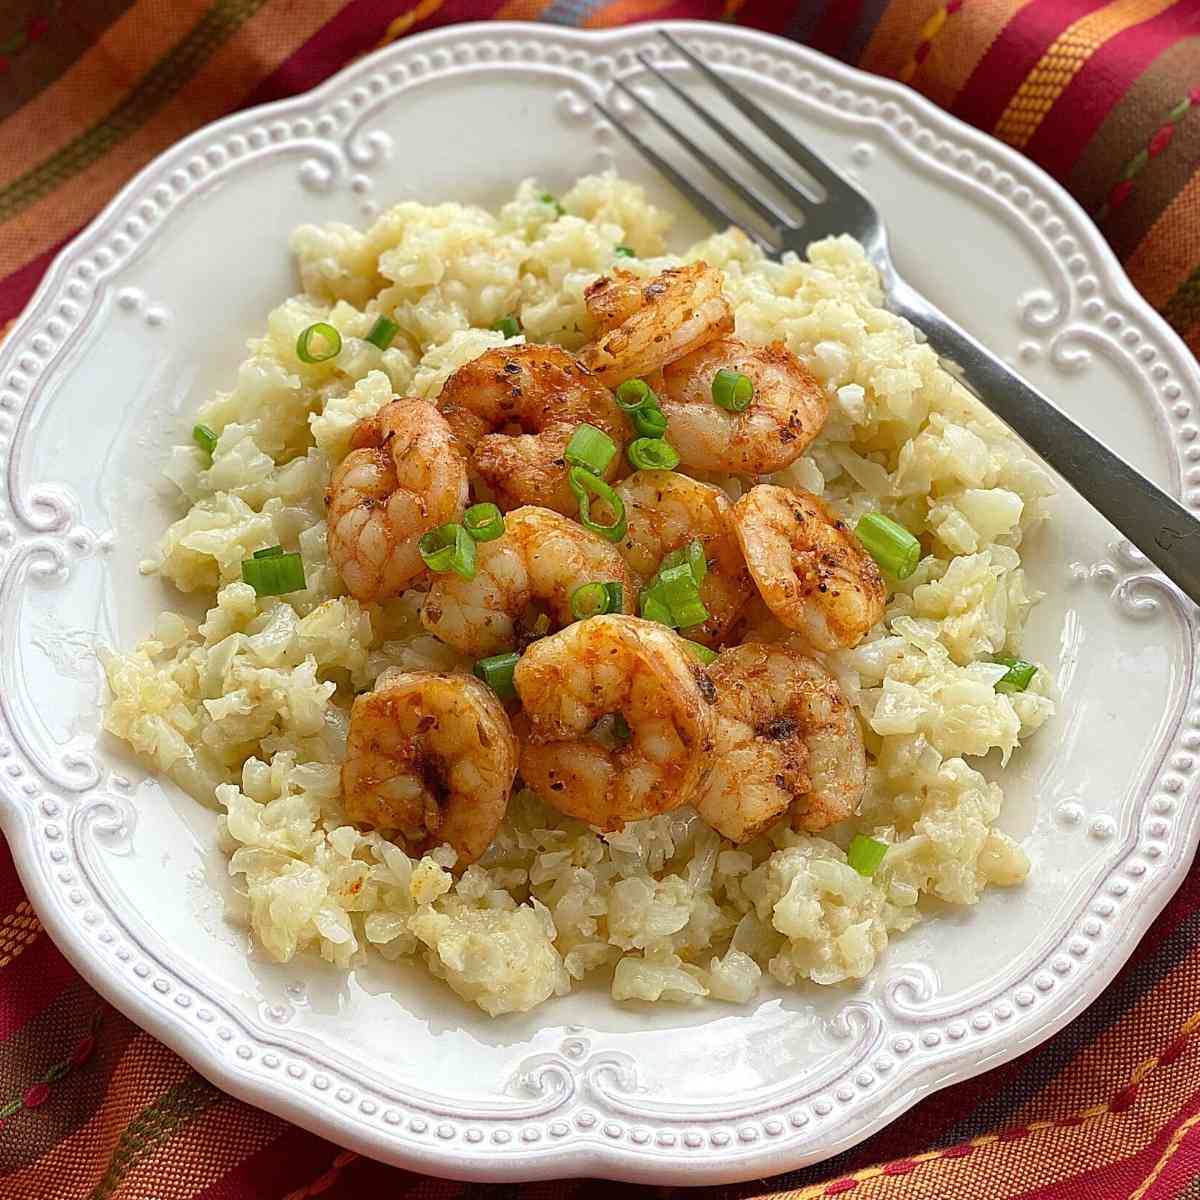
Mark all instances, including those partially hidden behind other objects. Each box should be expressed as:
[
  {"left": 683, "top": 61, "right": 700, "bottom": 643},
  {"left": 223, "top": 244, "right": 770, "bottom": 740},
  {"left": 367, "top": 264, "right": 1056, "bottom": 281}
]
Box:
[
  {"left": 952, "top": 0, "right": 1114, "bottom": 133},
  {"left": 0, "top": 232, "right": 74, "bottom": 327},
  {"left": 1023, "top": 1, "right": 1200, "bottom": 178}
]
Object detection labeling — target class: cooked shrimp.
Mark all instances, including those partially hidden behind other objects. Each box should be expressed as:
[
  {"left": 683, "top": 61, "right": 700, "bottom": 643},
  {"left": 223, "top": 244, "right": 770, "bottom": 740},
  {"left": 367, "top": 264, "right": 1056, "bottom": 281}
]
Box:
[
  {"left": 421, "top": 506, "right": 635, "bottom": 657},
  {"left": 615, "top": 470, "right": 752, "bottom": 647},
  {"left": 731, "top": 485, "right": 885, "bottom": 650},
  {"left": 657, "top": 338, "right": 828, "bottom": 475},
  {"left": 436, "top": 344, "right": 628, "bottom": 514},
  {"left": 513, "top": 615, "right": 716, "bottom": 830},
  {"left": 696, "top": 643, "right": 865, "bottom": 841},
  {"left": 580, "top": 263, "right": 733, "bottom": 386},
  {"left": 325, "top": 399, "right": 468, "bottom": 602},
  {"left": 342, "top": 669, "right": 518, "bottom": 866}
]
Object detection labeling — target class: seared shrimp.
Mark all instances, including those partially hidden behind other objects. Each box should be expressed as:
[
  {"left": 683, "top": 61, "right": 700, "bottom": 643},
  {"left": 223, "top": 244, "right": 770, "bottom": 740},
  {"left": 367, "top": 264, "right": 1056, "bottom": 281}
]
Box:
[
  {"left": 437, "top": 345, "right": 628, "bottom": 514},
  {"left": 658, "top": 338, "right": 828, "bottom": 475},
  {"left": 325, "top": 399, "right": 468, "bottom": 602},
  {"left": 421, "top": 506, "right": 636, "bottom": 657},
  {"left": 696, "top": 643, "right": 866, "bottom": 841},
  {"left": 616, "top": 470, "right": 752, "bottom": 647},
  {"left": 580, "top": 263, "right": 733, "bottom": 386},
  {"left": 342, "top": 669, "right": 518, "bottom": 866},
  {"left": 513, "top": 615, "right": 716, "bottom": 830},
  {"left": 731, "top": 485, "right": 885, "bottom": 650}
]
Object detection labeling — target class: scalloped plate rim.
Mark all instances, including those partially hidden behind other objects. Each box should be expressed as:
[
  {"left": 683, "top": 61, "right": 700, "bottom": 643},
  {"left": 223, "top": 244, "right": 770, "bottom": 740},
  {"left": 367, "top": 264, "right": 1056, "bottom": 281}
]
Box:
[{"left": 0, "top": 19, "right": 1197, "bottom": 1184}]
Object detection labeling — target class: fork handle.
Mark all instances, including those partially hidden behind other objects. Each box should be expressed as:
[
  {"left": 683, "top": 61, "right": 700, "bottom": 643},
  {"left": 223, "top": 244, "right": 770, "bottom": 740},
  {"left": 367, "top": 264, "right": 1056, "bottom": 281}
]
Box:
[{"left": 888, "top": 275, "right": 1200, "bottom": 608}]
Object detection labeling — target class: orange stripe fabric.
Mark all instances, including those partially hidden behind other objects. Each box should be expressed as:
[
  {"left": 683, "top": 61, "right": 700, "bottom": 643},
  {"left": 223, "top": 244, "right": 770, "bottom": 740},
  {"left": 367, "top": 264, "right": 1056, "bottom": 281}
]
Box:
[{"left": 992, "top": 0, "right": 1179, "bottom": 148}]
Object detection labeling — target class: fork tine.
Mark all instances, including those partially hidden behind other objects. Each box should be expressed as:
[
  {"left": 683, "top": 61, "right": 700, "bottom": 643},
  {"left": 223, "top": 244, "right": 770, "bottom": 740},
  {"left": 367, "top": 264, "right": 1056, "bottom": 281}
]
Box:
[
  {"left": 635, "top": 52, "right": 818, "bottom": 207},
  {"left": 660, "top": 30, "right": 848, "bottom": 200},
  {"left": 612, "top": 77, "right": 792, "bottom": 230},
  {"left": 594, "top": 102, "right": 776, "bottom": 253}
]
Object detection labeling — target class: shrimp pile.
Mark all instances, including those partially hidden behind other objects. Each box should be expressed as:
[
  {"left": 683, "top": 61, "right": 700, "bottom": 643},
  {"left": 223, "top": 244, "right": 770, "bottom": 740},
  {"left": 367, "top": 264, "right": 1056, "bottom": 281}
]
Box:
[{"left": 331, "top": 260, "right": 892, "bottom": 860}]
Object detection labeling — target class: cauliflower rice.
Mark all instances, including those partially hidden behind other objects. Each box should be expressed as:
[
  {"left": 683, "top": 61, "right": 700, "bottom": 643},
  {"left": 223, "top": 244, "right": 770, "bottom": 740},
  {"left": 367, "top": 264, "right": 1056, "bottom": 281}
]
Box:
[{"left": 101, "top": 175, "right": 1055, "bottom": 1017}]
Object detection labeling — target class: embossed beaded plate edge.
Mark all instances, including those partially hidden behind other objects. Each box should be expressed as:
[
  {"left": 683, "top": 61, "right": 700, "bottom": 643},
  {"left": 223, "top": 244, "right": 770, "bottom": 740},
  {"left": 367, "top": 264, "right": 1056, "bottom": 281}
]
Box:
[{"left": 0, "top": 20, "right": 1198, "bottom": 1184}]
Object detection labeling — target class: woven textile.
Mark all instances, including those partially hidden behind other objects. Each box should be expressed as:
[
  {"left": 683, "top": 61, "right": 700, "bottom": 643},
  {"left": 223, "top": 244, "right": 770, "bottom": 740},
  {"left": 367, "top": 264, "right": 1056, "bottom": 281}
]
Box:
[{"left": 1, "top": 3, "right": 1199, "bottom": 1197}]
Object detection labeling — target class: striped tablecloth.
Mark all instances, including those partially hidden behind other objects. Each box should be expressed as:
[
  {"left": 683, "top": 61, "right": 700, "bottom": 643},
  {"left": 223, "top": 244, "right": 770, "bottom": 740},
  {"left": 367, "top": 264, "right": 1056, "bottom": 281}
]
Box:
[{"left": 1, "top": 3, "right": 1199, "bottom": 1197}]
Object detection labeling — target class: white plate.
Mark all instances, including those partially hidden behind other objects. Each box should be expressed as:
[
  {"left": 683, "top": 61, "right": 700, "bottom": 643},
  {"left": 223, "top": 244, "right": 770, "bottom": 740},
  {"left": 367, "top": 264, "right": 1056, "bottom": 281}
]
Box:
[{"left": 1, "top": 20, "right": 1197, "bottom": 1185}]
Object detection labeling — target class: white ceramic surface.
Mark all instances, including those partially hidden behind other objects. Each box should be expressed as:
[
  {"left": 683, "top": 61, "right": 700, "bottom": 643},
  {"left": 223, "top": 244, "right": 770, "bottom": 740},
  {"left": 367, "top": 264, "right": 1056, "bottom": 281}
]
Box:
[{"left": 1, "top": 20, "right": 1198, "bottom": 1185}]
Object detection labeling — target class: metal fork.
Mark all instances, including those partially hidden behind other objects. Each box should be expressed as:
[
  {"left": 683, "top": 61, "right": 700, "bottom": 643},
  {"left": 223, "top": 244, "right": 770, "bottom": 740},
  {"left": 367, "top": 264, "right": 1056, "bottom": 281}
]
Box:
[{"left": 598, "top": 30, "right": 1200, "bottom": 607}]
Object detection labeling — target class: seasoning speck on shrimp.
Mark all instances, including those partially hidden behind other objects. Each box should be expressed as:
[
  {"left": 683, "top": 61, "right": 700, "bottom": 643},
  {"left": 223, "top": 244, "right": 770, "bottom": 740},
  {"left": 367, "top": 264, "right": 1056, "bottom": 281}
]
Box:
[
  {"left": 696, "top": 643, "right": 866, "bottom": 842},
  {"left": 732, "top": 484, "right": 886, "bottom": 650},
  {"left": 342, "top": 669, "right": 518, "bottom": 866},
  {"left": 437, "top": 344, "right": 628, "bottom": 514},
  {"left": 616, "top": 469, "right": 752, "bottom": 647},
  {"left": 658, "top": 338, "right": 829, "bottom": 475},
  {"left": 514, "top": 615, "right": 716, "bottom": 830},
  {"left": 580, "top": 262, "right": 733, "bottom": 387},
  {"left": 421, "top": 506, "right": 636, "bottom": 657},
  {"left": 325, "top": 398, "right": 468, "bottom": 602}
]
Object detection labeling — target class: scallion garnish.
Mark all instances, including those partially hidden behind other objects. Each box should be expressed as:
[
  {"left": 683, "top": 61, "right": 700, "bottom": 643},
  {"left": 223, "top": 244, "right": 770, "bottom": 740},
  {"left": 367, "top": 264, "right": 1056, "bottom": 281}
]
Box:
[
  {"left": 241, "top": 551, "right": 305, "bottom": 597},
  {"left": 490, "top": 315, "right": 521, "bottom": 338},
  {"left": 651, "top": 539, "right": 707, "bottom": 589},
  {"left": 571, "top": 582, "right": 608, "bottom": 620},
  {"left": 640, "top": 593, "right": 673, "bottom": 626},
  {"left": 712, "top": 368, "right": 753, "bottom": 412},
  {"left": 295, "top": 322, "right": 342, "bottom": 364},
  {"left": 682, "top": 639, "right": 718, "bottom": 665},
  {"left": 192, "top": 424, "right": 218, "bottom": 457},
  {"left": 632, "top": 404, "right": 669, "bottom": 439},
  {"left": 847, "top": 834, "right": 888, "bottom": 877},
  {"left": 564, "top": 423, "right": 617, "bottom": 477},
  {"left": 253, "top": 545, "right": 284, "bottom": 559},
  {"left": 463, "top": 502, "right": 504, "bottom": 543},
  {"left": 569, "top": 580, "right": 625, "bottom": 620},
  {"left": 474, "top": 651, "right": 519, "bottom": 701},
  {"left": 650, "top": 561, "right": 709, "bottom": 628},
  {"left": 569, "top": 467, "right": 627, "bottom": 542},
  {"left": 627, "top": 437, "right": 680, "bottom": 472},
  {"left": 855, "top": 512, "right": 920, "bottom": 579},
  {"left": 418, "top": 523, "right": 476, "bottom": 579},
  {"left": 612, "top": 712, "right": 632, "bottom": 740},
  {"left": 539, "top": 191, "right": 565, "bottom": 216},
  {"left": 615, "top": 378, "right": 656, "bottom": 413},
  {"left": 615, "top": 245, "right": 635, "bottom": 258},
  {"left": 993, "top": 654, "right": 1037, "bottom": 694},
  {"left": 365, "top": 315, "right": 399, "bottom": 350}
]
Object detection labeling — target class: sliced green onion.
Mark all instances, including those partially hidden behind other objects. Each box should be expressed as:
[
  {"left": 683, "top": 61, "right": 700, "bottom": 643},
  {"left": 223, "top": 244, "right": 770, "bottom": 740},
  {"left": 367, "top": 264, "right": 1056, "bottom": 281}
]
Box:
[
  {"left": 640, "top": 593, "right": 673, "bottom": 626},
  {"left": 682, "top": 639, "right": 718, "bottom": 665},
  {"left": 627, "top": 437, "right": 680, "bottom": 472},
  {"left": 632, "top": 404, "right": 669, "bottom": 439},
  {"left": 490, "top": 315, "right": 521, "bottom": 338},
  {"left": 474, "top": 651, "right": 519, "bottom": 701},
  {"left": 856, "top": 512, "right": 921, "bottom": 580},
  {"left": 569, "top": 467, "right": 627, "bottom": 543},
  {"left": 570, "top": 580, "right": 624, "bottom": 620},
  {"left": 365, "top": 315, "right": 399, "bottom": 350},
  {"left": 253, "top": 545, "right": 284, "bottom": 559},
  {"left": 993, "top": 654, "right": 1037, "bottom": 694},
  {"left": 651, "top": 539, "right": 707, "bottom": 589},
  {"left": 615, "top": 245, "right": 635, "bottom": 258},
  {"left": 571, "top": 582, "right": 608, "bottom": 620},
  {"left": 564, "top": 423, "right": 617, "bottom": 477},
  {"left": 612, "top": 712, "right": 631, "bottom": 740},
  {"left": 192, "top": 424, "right": 218, "bottom": 456},
  {"left": 463, "top": 502, "right": 504, "bottom": 543},
  {"left": 712, "top": 368, "right": 753, "bottom": 412},
  {"left": 241, "top": 551, "right": 305, "bottom": 597},
  {"left": 615, "top": 378, "right": 656, "bottom": 413},
  {"left": 647, "top": 561, "right": 709, "bottom": 629},
  {"left": 296, "top": 322, "right": 342, "bottom": 364},
  {"left": 418, "top": 523, "right": 476, "bottom": 579},
  {"left": 847, "top": 834, "right": 888, "bottom": 877},
  {"left": 539, "top": 191, "right": 565, "bottom": 216}
]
